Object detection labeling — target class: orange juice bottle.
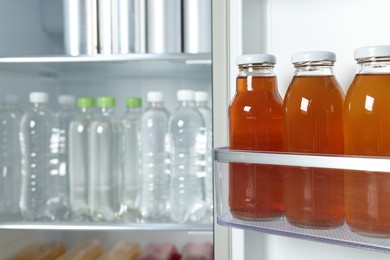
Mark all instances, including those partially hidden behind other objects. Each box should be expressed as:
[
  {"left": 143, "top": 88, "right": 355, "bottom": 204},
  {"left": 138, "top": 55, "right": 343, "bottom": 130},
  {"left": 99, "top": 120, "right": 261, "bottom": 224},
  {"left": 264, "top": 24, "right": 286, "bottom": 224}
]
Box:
[
  {"left": 283, "top": 51, "right": 344, "bottom": 228},
  {"left": 344, "top": 45, "right": 390, "bottom": 237},
  {"left": 229, "top": 54, "right": 284, "bottom": 220}
]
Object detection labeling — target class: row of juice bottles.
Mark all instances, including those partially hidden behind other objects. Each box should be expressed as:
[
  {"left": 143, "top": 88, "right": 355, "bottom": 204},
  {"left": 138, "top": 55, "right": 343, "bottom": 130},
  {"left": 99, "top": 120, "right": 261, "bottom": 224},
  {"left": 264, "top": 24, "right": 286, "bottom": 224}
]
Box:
[
  {"left": 229, "top": 45, "right": 390, "bottom": 237},
  {"left": 7, "top": 239, "right": 213, "bottom": 260},
  {"left": 0, "top": 89, "right": 212, "bottom": 224}
]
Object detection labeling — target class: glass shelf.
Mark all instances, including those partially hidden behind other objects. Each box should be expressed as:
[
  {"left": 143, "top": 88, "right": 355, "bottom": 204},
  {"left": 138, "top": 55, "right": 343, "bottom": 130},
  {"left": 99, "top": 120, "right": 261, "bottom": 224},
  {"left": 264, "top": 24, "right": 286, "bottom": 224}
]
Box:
[
  {"left": 0, "top": 222, "right": 213, "bottom": 232},
  {"left": 0, "top": 53, "right": 212, "bottom": 80},
  {"left": 214, "top": 147, "right": 390, "bottom": 253}
]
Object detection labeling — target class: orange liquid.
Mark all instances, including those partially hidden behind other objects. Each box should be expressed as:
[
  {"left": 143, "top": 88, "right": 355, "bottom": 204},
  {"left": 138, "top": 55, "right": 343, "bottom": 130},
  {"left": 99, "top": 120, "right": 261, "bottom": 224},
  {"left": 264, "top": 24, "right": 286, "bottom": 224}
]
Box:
[
  {"left": 229, "top": 76, "right": 284, "bottom": 220},
  {"left": 283, "top": 75, "right": 344, "bottom": 228},
  {"left": 344, "top": 74, "right": 390, "bottom": 236}
]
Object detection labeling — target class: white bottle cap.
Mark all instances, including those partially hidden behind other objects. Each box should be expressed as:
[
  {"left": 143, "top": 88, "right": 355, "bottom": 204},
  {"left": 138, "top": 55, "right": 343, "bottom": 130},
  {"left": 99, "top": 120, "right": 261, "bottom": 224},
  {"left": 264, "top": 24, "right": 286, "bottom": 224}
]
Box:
[
  {"left": 236, "top": 54, "right": 276, "bottom": 66},
  {"left": 354, "top": 45, "right": 390, "bottom": 60},
  {"left": 177, "top": 89, "right": 195, "bottom": 101},
  {"left": 4, "top": 95, "right": 19, "bottom": 105},
  {"left": 291, "top": 51, "right": 336, "bottom": 64},
  {"left": 58, "top": 95, "right": 76, "bottom": 105},
  {"left": 147, "top": 91, "right": 164, "bottom": 102},
  {"left": 195, "top": 91, "right": 209, "bottom": 102},
  {"left": 29, "top": 92, "right": 49, "bottom": 103}
]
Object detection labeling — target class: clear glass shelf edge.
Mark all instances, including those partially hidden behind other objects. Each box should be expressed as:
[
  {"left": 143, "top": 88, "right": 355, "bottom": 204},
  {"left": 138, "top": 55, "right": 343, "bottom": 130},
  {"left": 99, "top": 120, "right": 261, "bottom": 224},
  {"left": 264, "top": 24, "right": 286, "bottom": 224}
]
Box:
[{"left": 0, "top": 222, "right": 213, "bottom": 231}]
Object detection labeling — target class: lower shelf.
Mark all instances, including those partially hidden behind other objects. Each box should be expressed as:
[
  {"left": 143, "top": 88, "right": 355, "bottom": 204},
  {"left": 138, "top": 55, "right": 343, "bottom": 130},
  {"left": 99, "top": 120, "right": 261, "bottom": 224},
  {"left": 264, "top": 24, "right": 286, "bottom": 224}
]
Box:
[{"left": 218, "top": 212, "right": 390, "bottom": 253}]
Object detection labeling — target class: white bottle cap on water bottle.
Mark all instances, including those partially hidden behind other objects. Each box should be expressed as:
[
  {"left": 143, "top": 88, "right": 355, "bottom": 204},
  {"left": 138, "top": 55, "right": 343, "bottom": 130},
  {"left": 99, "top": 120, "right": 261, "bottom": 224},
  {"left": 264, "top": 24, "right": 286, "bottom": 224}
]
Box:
[
  {"left": 195, "top": 91, "right": 209, "bottom": 102},
  {"left": 177, "top": 89, "right": 195, "bottom": 101},
  {"left": 29, "top": 92, "right": 49, "bottom": 103},
  {"left": 58, "top": 95, "right": 76, "bottom": 105},
  {"left": 147, "top": 91, "right": 164, "bottom": 102}
]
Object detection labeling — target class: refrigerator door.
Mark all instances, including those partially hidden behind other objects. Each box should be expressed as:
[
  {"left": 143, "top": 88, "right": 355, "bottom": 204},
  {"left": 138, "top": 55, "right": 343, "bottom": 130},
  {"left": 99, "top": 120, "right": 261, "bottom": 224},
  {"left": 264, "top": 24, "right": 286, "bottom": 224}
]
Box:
[{"left": 212, "top": 0, "right": 390, "bottom": 259}]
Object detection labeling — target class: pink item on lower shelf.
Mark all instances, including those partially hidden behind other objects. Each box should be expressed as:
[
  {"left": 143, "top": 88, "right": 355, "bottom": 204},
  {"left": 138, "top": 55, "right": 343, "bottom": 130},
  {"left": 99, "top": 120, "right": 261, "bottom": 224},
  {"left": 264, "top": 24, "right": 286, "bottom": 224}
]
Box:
[
  {"left": 181, "top": 242, "right": 214, "bottom": 260},
  {"left": 138, "top": 243, "right": 181, "bottom": 260}
]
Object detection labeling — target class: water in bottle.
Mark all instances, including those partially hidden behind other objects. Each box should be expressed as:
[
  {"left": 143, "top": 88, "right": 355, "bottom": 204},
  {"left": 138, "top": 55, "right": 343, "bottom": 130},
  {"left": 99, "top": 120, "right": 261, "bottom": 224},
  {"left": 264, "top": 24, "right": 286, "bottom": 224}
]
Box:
[
  {"left": 69, "top": 97, "right": 95, "bottom": 221},
  {"left": 120, "top": 97, "right": 142, "bottom": 221},
  {"left": 195, "top": 91, "right": 213, "bottom": 223},
  {"left": 169, "top": 89, "right": 207, "bottom": 223},
  {"left": 88, "top": 96, "right": 123, "bottom": 221},
  {"left": 139, "top": 91, "right": 170, "bottom": 222},
  {"left": 20, "top": 92, "right": 66, "bottom": 221},
  {"left": 55, "top": 95, "right": 77, "bottom": 218},
  {"left": 0, "top": 95, "right": 23, "bottom": 220}
]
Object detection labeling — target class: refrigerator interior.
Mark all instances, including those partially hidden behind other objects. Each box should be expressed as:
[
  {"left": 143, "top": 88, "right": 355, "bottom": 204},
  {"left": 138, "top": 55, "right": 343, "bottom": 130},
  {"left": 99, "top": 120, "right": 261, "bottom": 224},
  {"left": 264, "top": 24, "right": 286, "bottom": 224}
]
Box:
[
  {"left": 212, "top": 0, "right": 390, "bottom": 259},
  {"left": 0, "top": 0, "right": 213, "bottom": 257}
]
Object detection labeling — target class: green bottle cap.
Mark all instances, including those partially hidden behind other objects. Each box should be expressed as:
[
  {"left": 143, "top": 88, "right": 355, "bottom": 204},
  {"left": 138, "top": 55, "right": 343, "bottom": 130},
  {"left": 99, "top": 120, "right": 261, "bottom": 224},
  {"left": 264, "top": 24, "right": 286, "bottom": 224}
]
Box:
[
  {"left": 126, "top": 97, "right": 142, "bottom": 108},
  {"left": 77, "top": 97, "right": 94, "bottom": 108},
  {"left": 97, "top": 96, "right": 115, "bottom": 108}
]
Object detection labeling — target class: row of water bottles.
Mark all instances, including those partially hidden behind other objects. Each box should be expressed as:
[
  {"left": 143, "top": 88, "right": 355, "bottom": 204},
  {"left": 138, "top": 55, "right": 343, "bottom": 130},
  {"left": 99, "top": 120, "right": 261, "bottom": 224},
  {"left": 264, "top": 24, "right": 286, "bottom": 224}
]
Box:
[{"left": 0, "top": 89, "right": 212, "bottom": 223}]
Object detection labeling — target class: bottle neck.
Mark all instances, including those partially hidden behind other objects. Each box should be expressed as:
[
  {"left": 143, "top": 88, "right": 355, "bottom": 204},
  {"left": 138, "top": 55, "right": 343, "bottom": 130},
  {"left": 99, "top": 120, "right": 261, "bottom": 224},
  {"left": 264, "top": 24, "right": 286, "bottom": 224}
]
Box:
[
  {"left": 99, "top": 106, "right": 114, "bottom": 114},
  {"left": 80, "top": 107, "right": 94, "bottom": 113},
  {"left": 126, "top": 107, "right": 142, "bottom": 112},
  {"left": 196, "top": 101, "right": 209, "bottom": 108},
  {"left": 148, "top": 101, "right": 164, "bottom": 108},
  {"left": 356, "top": 60, "right": 390, "bottom": 74},
  {"left": 238, "top": 65, "right": 275, "bottom": 77},
  {"left": 293, "top": 61, "right": 335, "bottom": 76},
  {"left": 32, "top": 102, "right": 48, "bottom": 110},
  {"left": 179, "top": 100, "right": 196, "bottom": 107},
  {"left": 60, "top": 104, "right": 74, "bottom": 110}
]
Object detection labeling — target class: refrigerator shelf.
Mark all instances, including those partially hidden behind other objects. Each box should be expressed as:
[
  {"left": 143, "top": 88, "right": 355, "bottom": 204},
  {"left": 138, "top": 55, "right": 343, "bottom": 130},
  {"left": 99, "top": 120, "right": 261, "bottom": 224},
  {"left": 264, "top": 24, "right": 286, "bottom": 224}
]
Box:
[
  {"left": 0, "top": 53, "right": 212, "bottom": 64},
  {"left": 214, "top": 147, "right": 390, "bottom": 253},
  {"left": 0, "top": 222, "right": 212, "bottom": 231}
]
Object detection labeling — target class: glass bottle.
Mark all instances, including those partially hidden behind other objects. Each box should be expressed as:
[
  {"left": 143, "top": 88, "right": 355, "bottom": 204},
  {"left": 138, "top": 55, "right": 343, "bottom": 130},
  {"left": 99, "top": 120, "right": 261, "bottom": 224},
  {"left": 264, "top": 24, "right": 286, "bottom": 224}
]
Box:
[
  {"left": 344, "top": 45, "right": 390, "bottom": 236},
  {"left": 229, "top": 54, "right": 284, "bottom": 220},
  {"left": 283, "top": 51, "right": 344, "bottom": 228}
]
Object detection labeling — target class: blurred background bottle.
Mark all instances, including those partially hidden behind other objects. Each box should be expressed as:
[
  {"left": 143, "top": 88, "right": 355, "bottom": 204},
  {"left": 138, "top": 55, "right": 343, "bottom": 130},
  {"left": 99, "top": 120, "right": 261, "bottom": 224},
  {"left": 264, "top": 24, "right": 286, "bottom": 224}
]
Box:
[
  {"left": 139, "top": 91, "right": 170, "bottom": 222},
  {"left": 20, "top": 92, "right": 65, "bottom": 221},
  {"left": 169, "top": 89, "right": 207, "bottom": 223},
  {"left": 55, "top": 95, "right": 77, "bottom": 219},
  {"left": 195, "top": 91, "right": 213, "bottom": 223},
  {"left": 0, "top": 95, "right": 23, "bottom": 220},
  {"left": 120, "top": 97, "right": 143, "bottom": 221},
  {"left": 88, "top": 96, "right": 123, "bottom": 221},
  {"left": 69, "top": 97, "right": 95, "bottom": 221}
]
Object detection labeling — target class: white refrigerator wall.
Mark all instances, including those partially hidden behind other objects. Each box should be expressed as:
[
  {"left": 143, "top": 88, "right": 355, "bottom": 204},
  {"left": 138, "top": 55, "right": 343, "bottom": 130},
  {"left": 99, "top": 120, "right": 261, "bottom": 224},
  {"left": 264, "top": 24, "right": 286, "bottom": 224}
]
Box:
[{"left": 214, "top": 0, "right": 390, "bottom": 259}]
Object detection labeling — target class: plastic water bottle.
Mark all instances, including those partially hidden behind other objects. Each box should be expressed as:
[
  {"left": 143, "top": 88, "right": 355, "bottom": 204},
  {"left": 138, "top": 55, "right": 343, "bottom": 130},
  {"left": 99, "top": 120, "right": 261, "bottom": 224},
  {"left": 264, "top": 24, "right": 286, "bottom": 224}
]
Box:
[
  {"left": 20, "top": 92, "right": 66, "bottom": 221},
  {"left": 88, "top": 96, "right": 123, "bottom": 221},
  {"left": 195, "top": 91, "right": 213, "bottom": 223},
  {"left": 139, "top": 91, "right": 170, "bottom": 222},
  {"left": 69, "top": 97, "right": 95, "bottom": 221},
  {"left": 55, "top": 95, "right": 77, "bottom": 217},
  {"left": 120, "top": 97, "right": 142, "bottom": 221},
  {"left": 169, "top": 89, "right": 207, "bottom": 223},
  {"left": 0, "top": 95, "right": 23, "bottom": 220}
]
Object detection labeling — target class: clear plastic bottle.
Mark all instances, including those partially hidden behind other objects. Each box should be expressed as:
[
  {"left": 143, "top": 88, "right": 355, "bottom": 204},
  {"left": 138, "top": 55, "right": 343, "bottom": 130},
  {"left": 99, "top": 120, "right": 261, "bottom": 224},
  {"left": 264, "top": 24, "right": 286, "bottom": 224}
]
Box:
[
  {"left": 120, "top": 97, "right": 143, "bottom": 221},
  {"left": 20, "top": 92, "right": 65, "bottom": 221},
  {"left": 55, "top": 95, "right": 77, "bottom": 218},
  {"left": 194, "top": 91, "right": 213, "bottom": 223},
  {"left": 0, "top": 95, "right": 23, "bottom": 220},
  {"left": 169, "top": 89, "right": 207, "bottom": 223},
  {"left": 88, "top": 96, "right": 123, "bottom": 221},
  {"left": 69, "top": 97, "right": 95, "bottom": 221},
  {"left": 139, "top": 91, "right": 170, "bottom": 222}
]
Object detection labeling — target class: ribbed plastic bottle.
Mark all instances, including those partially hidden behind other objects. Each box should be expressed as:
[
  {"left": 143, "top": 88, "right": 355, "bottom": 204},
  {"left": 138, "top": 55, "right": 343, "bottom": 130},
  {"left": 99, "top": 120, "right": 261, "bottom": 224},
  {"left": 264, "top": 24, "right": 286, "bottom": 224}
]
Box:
[
  {"left": 120, "top": 97, "right": 143, "bottom": 221},
  {"left": 169, "top": 89, "right": 207, "bottom": 223},
  {"left": 0, "top": 95, "right": 23, "bottom": 220},
  {"left": 88, "top": 96, "right": 123, "bottom": 221},
  {"left": 139, "top": 91, "right": 170, "bottom": 222},
  {"left": 69, "top": 97, "right": 95, "bottom": 221},
  {"left": 20, "top": 92, "right": 66, "bottom": 221},
  {"left": 55, "top": 95, "right": 77, "bottom": 218},
  {"left": 194, "top": 91, "right": 213, "bottom": 223}
]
